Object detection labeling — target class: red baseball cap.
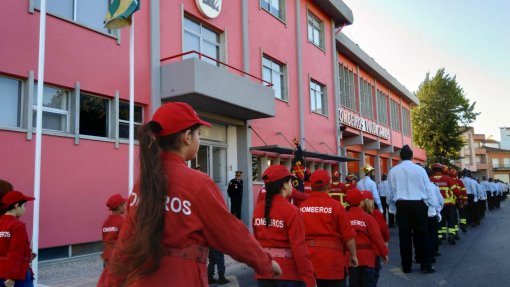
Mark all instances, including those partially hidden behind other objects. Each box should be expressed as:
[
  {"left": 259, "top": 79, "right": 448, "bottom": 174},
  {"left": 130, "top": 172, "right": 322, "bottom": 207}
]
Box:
[
  {"left": 310, "top": 169, "right": 331, "bottom": 188},
  {"left": 106, "top": 194, "right": 127, "bottom": 209},
  {"left": 1, "top": 191, "right": 35, "bottom": 207},
  {"left": 361, "top": 190, "right": 374, "bottom": 200},
  {"left": 262, "top": 165, "right": 296, "bottom": 184},
  {"left": 151, "top": 102, "right": 212, "bottom": 136},
  {"left": 345, "top": 188, "right": 364, "bottom": 206}
]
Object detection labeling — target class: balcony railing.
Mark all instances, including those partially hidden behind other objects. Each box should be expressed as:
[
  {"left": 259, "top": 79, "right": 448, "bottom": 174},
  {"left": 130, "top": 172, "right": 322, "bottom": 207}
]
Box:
[
  {"left": 493, "top": 164, "right": 510, "bottom": 171},
  {"left": 161, "top": 50, "right": 273, "bottom": 87}
]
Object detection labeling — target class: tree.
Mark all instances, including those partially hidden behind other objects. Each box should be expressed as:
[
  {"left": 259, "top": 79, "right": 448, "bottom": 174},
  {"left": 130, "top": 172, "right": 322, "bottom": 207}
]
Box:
[{"left": 412, "top": 68, "right": 479, "bottom": 165}]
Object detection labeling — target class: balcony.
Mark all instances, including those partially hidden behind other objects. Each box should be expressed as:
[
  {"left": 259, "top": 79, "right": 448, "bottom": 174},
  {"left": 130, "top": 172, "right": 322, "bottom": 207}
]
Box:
[
  {"left": 476, "top": 163, "right": 488, "bottom": 170},
  {"left": 474, "top": 148, "right": 487, "bottom": 155},
  {"left": 160, "top": 51, "right": 275, "bottom": 120},
  {"left": 493, "top": 164, "right": 510, "bottom": 171}
]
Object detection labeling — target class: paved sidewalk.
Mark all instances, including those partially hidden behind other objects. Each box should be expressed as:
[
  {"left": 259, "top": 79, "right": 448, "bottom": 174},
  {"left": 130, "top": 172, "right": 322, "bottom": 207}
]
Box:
[{"left": 38, "top": 253, "right": 248, "bottom": 287}]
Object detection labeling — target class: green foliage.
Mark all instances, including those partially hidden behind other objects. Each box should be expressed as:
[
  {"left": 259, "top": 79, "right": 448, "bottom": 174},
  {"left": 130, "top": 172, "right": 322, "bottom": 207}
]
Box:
[{"left": 411, "top": 68, "right": 479, "bottom": 165}]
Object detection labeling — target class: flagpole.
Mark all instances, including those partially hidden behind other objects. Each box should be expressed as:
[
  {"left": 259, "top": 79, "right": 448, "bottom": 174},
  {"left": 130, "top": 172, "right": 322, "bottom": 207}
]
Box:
[
  {"left": 32, "top": 0, "right": 47, "bottom": 284},
  {"left": 128, "top": 16, "right": 135, "bottom": 195}
]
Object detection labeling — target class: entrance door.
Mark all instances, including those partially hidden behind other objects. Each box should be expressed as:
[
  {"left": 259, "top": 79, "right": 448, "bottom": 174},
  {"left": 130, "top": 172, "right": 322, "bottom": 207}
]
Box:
[{"left": 191, "top": 144, "right": 229, "bottom": 204}]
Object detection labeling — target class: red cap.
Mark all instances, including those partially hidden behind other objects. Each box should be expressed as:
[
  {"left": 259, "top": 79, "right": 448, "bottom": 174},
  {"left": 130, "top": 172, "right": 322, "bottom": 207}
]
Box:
[
  {"left": 106, "top": 194, "right": 127, "bottom": 209},
  {"left": 361, "top": 190, "right": 374, "bottom": 200},
  {"left": 151, "top": 102, "right": 212, "bottom": 136},
  {"left": 345, "top": 188, "right": 364, "bottom": 206},
  {"left": 1, "top": 191, "right": 35, "bottom": 207},
  {"left": 431, "top": 163, "right": 443, "bottom": 170},
  {"left": 310, "top": 169, "right": 331, "bottom": 188},
  {"left": 262, "top": 165, "right": 296, "bottom": 184}
]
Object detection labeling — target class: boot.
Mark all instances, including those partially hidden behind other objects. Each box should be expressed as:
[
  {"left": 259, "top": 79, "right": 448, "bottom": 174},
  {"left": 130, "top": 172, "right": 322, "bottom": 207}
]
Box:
[
  {"left": 448, "top": 236, "right": 456, "bottom": 245},
  {"left": 208, "top": 277, "right": 218, "bottom": 284},
  {"left": 218, "top": 275, "right": 230, "bottom": 285}
]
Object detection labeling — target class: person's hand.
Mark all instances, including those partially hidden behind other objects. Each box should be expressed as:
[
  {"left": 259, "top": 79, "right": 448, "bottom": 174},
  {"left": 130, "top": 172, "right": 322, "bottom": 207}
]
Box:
[
  {"left": 349, "top": 255, "right": 358, "bottom": 267},
  {"left": 271, "top": 260, "right": 282, "bottom": 278},
  {"left": 4, "top": 279, "right": 15, "bottom": 287},
  {"left": 31, "top": 252, "right": 37, "bottom": 261},
  {"left": 382, "top": 255, "right": 389, "bottom": 263}
]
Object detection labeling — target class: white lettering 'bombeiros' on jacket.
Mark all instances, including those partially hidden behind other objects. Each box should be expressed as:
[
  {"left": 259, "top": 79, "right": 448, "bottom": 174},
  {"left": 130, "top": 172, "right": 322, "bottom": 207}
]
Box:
[
  {"left": 102, "top": 227, "right": 119, "bottom": 233},
  {"left": 0, "top": 231, "right": 11, "bottom": 238},
  {"left": 253, "top": 217, "right": 285, "bottom": 228},
  {"left": 129, "top": 193, "right": 192, "bottom": 216},
  {"left": 299, "top": 206, "right": 333, "bottom": 214},
  {"left": 350, "top": 220, "right": 367, "bottom": 227}
]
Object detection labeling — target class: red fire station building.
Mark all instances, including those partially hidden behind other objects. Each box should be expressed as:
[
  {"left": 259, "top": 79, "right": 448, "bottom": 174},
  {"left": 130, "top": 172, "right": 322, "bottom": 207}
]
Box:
[{"left": 0, "top": 0, "right": 425, "bottom": 260}]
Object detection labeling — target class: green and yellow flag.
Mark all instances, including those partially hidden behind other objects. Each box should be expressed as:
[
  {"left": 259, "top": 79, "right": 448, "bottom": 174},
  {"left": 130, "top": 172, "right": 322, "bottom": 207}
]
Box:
[{"left": 104, "top": 0, "right": 140, "bottom": 29}]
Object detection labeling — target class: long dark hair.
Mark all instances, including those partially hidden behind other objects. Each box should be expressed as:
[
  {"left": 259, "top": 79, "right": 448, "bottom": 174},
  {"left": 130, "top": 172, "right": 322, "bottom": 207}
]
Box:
[
  {"left": 264, "top": 176, "right": 292, "bottom": 227},
  {"left": 111, "top": 122, "right": 200, "bottom": 280}
]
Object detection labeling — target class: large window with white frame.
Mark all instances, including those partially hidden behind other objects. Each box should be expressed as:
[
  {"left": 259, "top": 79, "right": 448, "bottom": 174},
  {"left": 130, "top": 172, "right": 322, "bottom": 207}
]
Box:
[
  {"left": 340, "top": 65, "right": 357, "bottom": 111},
  {"left": 118, "top": 101, "right": 143, "bottom": 140},
  {"left": 183, "top": 16, "right": 221, "bottom": 66},
  {"left": 390, "top": 99, "right": 401, "bottom": 132},
  {"left": 260, "top": 0, "right": 285, "bottom": 21},
  {"left": 262, "top": 55, "right": 286, "bottom": 101},
  {"left": 80, "top": 94, "right": 110, "bottom": 138},
  {"left": 402, "top": 107, "right": 411, "bottom": 136},
  {"left": 310, "top": 80, "right": 327, "bottom": 115},
  {"left": 32, "top": 83, "right": 70, "bottom": 132},
  {"left": 0, "top": 76, "right": 22, "bottom": 128},
  {"left": 307, "top": 11, "right": 324, "bottom": 49},
  {"left": 376, "top": 89, "right": 388, "bottom": 125},
  {"left": 252, "top": 156, "right": 262, "bottom": 182},
  {"left": 360, "top": 79, "right": 374, "bottom": 119},
  {"left": 34, "top": 0, "right": 113, "bottom": 35}
]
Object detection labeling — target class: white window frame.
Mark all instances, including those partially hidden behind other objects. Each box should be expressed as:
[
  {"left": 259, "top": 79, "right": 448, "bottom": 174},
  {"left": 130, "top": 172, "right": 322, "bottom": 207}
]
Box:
[
  {"left": 360, "top": 79, "right": 374, "bottom": 119},
  {"left": 252, "top": 156, "right": 263, "bottom": 182},
  {"left": 390, "top": 99, "right": 401, "bottom": 132},
  {"left": 310, "top": 79, "right": 327, "bottom": 115},
  {"left": 262, "top": 55, "right": 287, "bottom": 101},
  {"left": 0, "top": 75, "right": 23, "bottom": 129},
  {"left": 118, "top": 101, "right": 143, "bottom": 140},
  {"left": 32, "top": 83, "right": 71, "bottom": 133},
  {"left": 260, "top": 0, "right": 286, "bottom": 22},
  {"left": 401, "top": 107, "right": 411, "bottom": 136},
  {"left": 307, "top": 11, "right": 324, "bottom": 49},
  {"left": 377, "top": 90, "right": 389, "bottom": 126},
  {"left": 340, "top": 65, "right": 356, "bottom": 111},
  {"left": 183, "top": 16, "right": 221, "bottom": 65}
]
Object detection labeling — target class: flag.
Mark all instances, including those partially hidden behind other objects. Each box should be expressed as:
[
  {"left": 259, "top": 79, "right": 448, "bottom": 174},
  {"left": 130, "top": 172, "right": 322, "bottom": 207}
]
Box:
[
  {"left": 291, "top": 138, "right": 306, "bottom": 192},
  {"left": 104, "top": 0, "right": 140, "bottom": 29}
]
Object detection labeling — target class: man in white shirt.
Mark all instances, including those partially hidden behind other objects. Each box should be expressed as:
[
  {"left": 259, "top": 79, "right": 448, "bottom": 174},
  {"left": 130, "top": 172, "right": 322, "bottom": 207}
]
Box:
[
  {"left": 378, "top": 174, "right": 395, "bottom": 227},
  {"left": 387, "top": 145, "right": 435, "bottom": 273},
  {"left": 481, "top": 176, "right": 494, "bottom": 210},
  {"left": 357, "top": 164, "right": 383, "bottom": 213}
]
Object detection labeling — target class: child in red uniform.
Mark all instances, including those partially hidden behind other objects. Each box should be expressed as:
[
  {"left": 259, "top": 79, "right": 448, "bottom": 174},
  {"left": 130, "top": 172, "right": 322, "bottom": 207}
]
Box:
[
  {"left": 345, "top": 189, "right": 388, "bottom": 287},
  {"left": 99, "top": 102, "right": 281, "bottom": 287},
  {"left": 253, "top": 165, "right": 316, "bottom": 287},
  {"left": 101, "top": 194, "right": 127, "bottom": 267},
  {"left": 0, "top": 191, "right": 35, "bottom": 287},
  {"left": 300, "top": 170, "right": 358, "bottom": 287}
]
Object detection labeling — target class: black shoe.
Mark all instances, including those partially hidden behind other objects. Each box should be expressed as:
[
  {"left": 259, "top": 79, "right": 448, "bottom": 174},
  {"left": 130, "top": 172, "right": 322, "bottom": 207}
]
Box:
[
  {"left": 218, "top": 276, "right": 230, "bottom": 285},
  {"left": 454, "top": 234, "right": 460, "bottom": 240},
  {"left": 403, "top": 267, "right": 412, "bottom": 273},
  {"left": 422, "top": 266, "right": 436, "bottom": 273},
  {"left": 208, "top": 277, "right": 218, "bottom": 284},
  {"left": 448, "top": 237, "right": 456, "bottom": 245},
  {"left": 461, "top": 227, "right": 467, "bottom": 232}
]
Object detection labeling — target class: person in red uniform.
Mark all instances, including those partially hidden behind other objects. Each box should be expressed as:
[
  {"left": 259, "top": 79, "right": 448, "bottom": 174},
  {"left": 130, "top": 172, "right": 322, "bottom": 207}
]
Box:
[
  {"left": 429, "top": 163, "right": 460, "bottom": 245},
  {"left": 345, "top": 174, "right": 358, "bottom": 190},
  {"left": 361, "top": 190, "right": 389, "bottom": 286},
  {"left": 345, "top": 189, "right": 388, "bottom": 287},
  {"left": 300, "top": 169, "right": 357, "bottom": 287},
  {"left": 329, "top": 171, "right": 348, "bottom": 208},
  {"left": 99, "top": 102, "right": 281, "bottom": 287},
  {"left": 253, "top": 165, "right": 316, "bottom": 287},
  {"left": 101, "top": 194, "right": 127, "bottom": 267},
  {"left": 0, "top": 191, "right": 36, "bottom": 287},
  {"left": 449, "top": 168, "right": 468, "bottom": 233}
]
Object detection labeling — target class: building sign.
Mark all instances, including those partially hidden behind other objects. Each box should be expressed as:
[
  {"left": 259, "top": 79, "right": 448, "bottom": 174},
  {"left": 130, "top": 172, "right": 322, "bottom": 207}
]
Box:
[
  {"left": 195, "top": 0, "right": 222, "bottom": 19},
  {"left": 339, "top": 109, "right": 390, "bottom": 140}
]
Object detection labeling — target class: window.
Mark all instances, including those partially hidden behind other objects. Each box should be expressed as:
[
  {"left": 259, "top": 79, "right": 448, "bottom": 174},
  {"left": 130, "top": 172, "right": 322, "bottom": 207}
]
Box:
[
  {"left": 360, "top": 79, "right": 374, "bottom": 119},
  {"left": 390, "top": 99, "right": 401, "bottom": 132},
  {"left": 307, "top": 12, "right": 324, "bottom": 49},
  {"left": 34, "top": 0, "right": 112, "bottom": 35},
  {"left": 0, "top": 76, "right": 22, "bottom": 128},
  {"left": 118, "top": 101, "right": 143, "bottom": 140},
  {"left": 310, "top": 80, "right": 327, "bottom": 115},
  {"left": 339, "top": 65, "right": 356, "bottom": 111},
  {"left": 183, "top": 16, "right": 220, "bottom": 66},
  {"left": 376, "top": 90, "right": 388, "bottom": 125},
  {"left": 80, "top": 94, "right": 110, "bottom": 137},
  {"left": 252, "top": 156, "right": 262, "bottom": 182},
  {"left": 260, "top": 0, "right": 285, "bottom": 20},
  {"left": 262, "top": 56, "right": 286, "bottom": 100},
  {"left": 401, "top": 107, "right": 411, "bottom": 136},
  {"left": 504, "top": 158, "right": 510, "bottom": 167},
  {"left": 32, "top": 84, "right": 70, "bottom": 132},
  {"left": 492, "top": 158, "right": 499, "bottom": 167}
]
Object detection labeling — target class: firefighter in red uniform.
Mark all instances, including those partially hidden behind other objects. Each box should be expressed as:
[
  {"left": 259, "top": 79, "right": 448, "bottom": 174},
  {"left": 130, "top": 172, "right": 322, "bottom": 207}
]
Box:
[
  {"left": 101, "top": 194, "right": 127, "bottom": 267},
  {"left": 345, "top": 174, "right": 357, "bottom": 190},
  {"left": 253, "top": 165, "right": 316, "bottom": 287},
  {"left": 429, "top": 163, "right": 461, "bottom": 245},
  {"left": 345, "top": 189, "right": 388, "bottom": 287},
  {"left": 329, "top": 171, "right": 348, "bottom": 208},
  {"left": 449, "top": 168, "right": 468, "bottom": 233},
  {"left": 99, "top": 102, "right": 281, "bottom": 287},
  {"left": 300, "top": 169, "right": 358, "bottom": 287}
]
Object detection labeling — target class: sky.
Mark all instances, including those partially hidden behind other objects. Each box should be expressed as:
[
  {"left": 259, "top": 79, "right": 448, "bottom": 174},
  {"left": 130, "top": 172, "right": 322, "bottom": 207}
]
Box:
[{"left": 341, "top": 0, "right": 510, "bottom": 141}]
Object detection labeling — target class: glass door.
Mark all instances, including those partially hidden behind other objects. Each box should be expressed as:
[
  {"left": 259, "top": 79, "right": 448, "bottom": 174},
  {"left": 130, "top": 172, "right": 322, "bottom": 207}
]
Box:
[{"left": 191, "top": 144, "right": 229, "bottom": 203}]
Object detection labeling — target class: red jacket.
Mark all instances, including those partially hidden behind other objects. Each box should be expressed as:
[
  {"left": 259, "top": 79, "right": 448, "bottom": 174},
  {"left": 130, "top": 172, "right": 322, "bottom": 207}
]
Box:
[
  {"left": 430, "top": 174, "right": 460, "bottom": 205},
  {"left": 299, "top": 192, "right": 355, "bottom": 279},
  {"left": 372, "top": 209, "right": 390, "bottom": 243},
  {"left": 329, "top": 181, "right": 348, "bottom": 208},
  {"left": 0, "top": 215, "right": 32, "bottom": 280},
  {"left": 101, "top": 214, "right": 125, "bottom": 262},
  {"left": 253, "top": 195, "right": 316, "bottom": 287},
  {"left": 346, "top": 207, "right": 388, "bottom": 268},
  {"left": 99, "top": 152, "right": 272, "bottom": 287},
  {"left": 257, "top": 187, "right": 310, "bottom": 207}
]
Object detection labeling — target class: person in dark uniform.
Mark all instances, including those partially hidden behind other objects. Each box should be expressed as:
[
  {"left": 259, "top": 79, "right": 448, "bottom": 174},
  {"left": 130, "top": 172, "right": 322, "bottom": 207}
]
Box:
[{"left": 227, "top": 171, "right": 243, "bottom": 219}]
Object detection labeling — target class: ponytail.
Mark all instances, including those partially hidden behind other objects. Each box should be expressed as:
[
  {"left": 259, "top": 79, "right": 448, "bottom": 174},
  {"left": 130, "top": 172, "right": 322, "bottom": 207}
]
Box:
[{"left": 263, "top": 176, "right": 292, "bottom": 227}]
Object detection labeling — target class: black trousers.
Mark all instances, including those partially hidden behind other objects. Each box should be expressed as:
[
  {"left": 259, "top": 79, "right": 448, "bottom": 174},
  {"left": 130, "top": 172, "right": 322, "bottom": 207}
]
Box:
[
  {"left": 466, "top": 194, "right": 479, "bottom": 225},
  {"left": 208, "top": 248, "right": 226, "bottom": 278},
  {"left": 396, "top": 200, "right": 430, "bottom": 270},
  {"left": 380, "top": 196, "right": 395, "bottom": 227},
  {"left": 414, "top": 216, "right": 438, "bottom": 264},
  {"left": 487, "top": 193, "right": 494, "bottom": 210},
  {"left": 230, "top": 196, "right": 242, "bottom": 219}
]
